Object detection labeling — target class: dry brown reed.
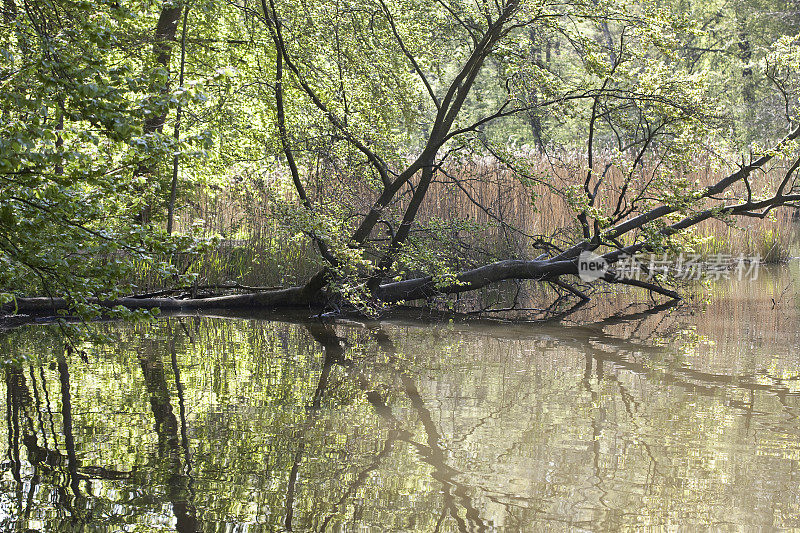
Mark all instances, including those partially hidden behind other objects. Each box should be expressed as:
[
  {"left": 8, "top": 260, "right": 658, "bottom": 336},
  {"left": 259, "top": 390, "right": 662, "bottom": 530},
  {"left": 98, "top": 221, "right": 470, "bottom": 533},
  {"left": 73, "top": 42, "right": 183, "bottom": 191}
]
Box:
[
  {"left": 419, "top": 150, "right": 798, "bottom": 263},
  {"left": 137, "top": 150, "right": 797, "bottom": 294}
]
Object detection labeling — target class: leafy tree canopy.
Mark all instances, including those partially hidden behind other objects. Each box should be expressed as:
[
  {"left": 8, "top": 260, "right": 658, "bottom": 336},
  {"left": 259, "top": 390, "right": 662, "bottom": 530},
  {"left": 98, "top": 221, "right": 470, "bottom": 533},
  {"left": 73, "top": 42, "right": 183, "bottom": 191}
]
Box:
[{"left": 2, "top": 0, "right": 800, "bottom": 319}]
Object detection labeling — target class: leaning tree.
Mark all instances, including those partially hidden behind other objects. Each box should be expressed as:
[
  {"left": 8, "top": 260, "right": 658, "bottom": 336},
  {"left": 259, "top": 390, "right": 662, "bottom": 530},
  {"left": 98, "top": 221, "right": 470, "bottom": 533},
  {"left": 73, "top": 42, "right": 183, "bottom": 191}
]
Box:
[
  {"left": 200, "top": 0, "right": 800, "bottom": 313},
  {"left": 5, "top": 0, "right": 800, "bottom": 318}
]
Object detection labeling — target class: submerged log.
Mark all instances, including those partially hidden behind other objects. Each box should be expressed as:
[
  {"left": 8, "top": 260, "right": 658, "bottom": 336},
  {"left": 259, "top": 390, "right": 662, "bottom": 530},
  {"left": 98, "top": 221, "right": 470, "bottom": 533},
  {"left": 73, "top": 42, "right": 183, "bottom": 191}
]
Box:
[{"left": 2, "top": 285, "right": 318, "bottom": 316}]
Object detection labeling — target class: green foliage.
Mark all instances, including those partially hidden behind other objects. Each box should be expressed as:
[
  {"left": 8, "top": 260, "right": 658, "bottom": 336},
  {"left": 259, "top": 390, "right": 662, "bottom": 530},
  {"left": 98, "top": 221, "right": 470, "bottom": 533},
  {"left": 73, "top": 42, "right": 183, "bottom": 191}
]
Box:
[
  {"left": 0, "top": 0, "right": 211, "bottom": 318},
  {"left": 3, "top": 0, "right": 800, "bottom": 314}
]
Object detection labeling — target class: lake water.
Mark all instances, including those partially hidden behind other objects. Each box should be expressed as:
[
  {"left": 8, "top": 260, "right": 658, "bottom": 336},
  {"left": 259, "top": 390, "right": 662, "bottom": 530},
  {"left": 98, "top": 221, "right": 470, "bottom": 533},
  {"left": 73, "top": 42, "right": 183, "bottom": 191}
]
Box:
[{"left": 2, "top": 265, "right": 800, "bottom": 531}]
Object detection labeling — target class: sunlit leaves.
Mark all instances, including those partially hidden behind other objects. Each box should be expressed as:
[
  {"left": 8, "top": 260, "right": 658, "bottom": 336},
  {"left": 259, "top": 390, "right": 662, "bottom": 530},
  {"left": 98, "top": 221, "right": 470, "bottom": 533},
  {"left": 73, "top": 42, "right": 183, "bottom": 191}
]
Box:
[{"left": 0, "top": 0, "right": 210, "bottom": 322}]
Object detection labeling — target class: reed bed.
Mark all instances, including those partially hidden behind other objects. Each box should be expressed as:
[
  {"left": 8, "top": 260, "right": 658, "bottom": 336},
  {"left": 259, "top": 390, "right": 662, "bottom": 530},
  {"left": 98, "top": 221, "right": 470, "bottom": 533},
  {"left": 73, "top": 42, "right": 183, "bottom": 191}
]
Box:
[
  {"left": 127, "top": 181, "right": 321, "bottom": 294},
  {"left": 131, "top": 150, "right": 798, "bottom": 294},
  {"left": 417, "top": 150, "right": 798, "bottom": 264}
]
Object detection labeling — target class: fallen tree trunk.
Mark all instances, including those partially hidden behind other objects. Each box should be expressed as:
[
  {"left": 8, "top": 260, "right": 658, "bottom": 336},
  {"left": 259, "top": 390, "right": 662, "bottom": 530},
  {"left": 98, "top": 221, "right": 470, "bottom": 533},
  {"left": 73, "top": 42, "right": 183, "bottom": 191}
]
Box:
[
  {"left": 0, "top": 258, "right": 569, "bottom": 316},
  {"left": 1, "top": 256, "right": 674, "bottom": 318},
  {"left": 2, "top": 285, "right": 321, "bottom": 316},
  {"left": 374, "top": 258, "right": 577, "bottom": 301}
]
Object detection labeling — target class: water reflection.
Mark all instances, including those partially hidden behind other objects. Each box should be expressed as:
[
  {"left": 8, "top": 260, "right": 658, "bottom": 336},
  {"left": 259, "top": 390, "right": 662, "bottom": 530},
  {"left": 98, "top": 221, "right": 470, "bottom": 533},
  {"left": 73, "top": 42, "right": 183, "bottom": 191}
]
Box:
[{"left": 1, "top": 267, "right": 800, "bottom": 530}]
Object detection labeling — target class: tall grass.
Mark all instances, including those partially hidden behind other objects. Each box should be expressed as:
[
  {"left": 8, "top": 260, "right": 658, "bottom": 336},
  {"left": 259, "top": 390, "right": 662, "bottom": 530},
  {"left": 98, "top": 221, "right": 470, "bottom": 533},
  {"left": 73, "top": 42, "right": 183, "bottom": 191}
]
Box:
[
  {"left": 133, "top": 150, "right": 798, "bottom": 294},
  {"left": 126, "top": 183, "right": 321, "bottom": 295},
  {"left": 696, "top": 219, "right": 796, "bottom": 263},
  {"left": 416, "top": 151, "right": 798, "bottom": 264}
]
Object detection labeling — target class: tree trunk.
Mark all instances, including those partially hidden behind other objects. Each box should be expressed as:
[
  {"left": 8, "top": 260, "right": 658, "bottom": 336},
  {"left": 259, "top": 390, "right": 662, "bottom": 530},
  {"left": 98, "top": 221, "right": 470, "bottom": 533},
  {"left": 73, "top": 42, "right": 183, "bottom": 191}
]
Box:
[{"left": 137, "top": 1, "right": 183, "bottom": 225}]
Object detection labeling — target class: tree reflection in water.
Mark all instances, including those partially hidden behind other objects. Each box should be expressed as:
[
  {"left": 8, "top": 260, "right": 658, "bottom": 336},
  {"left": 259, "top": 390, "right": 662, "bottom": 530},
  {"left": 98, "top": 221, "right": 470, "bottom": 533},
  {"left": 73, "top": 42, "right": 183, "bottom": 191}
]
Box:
[{"left": 2, "top": 274, "right": 800, "bottom": 530}]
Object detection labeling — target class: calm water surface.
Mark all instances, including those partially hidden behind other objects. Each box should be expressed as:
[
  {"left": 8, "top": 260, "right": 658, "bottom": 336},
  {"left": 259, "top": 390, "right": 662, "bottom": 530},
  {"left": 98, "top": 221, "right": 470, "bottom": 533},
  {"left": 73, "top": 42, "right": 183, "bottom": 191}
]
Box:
[{"left": 2, "top": 266, "right": 800, "bottom": 531}]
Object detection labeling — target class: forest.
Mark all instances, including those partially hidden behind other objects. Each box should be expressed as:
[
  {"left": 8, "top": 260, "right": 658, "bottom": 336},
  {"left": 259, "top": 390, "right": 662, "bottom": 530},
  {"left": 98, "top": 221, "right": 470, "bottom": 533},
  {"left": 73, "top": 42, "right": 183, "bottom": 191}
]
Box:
[
  {"left": 5, "top": 2, "right": 800, "bottom": 530},
  {"left": 2, "top": 0, "right": 800, "bottom": 320}
]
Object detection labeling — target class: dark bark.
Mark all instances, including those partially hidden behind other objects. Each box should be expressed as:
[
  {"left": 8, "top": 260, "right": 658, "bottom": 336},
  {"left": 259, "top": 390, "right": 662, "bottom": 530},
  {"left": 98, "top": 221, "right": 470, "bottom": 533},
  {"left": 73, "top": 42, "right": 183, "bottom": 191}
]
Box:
[
  {"left": 374, "top": 258, "right": 576, "bottom": 302},
  {"left": 137, "top": 1, "right": 183, "bottom": 224},
  {"left": 167, "top": 5, "right": 189, "bottom": 235},
  {"left": 2, "top": 285, "right": 322, "bottom": 316},
  {"left": 144, "top": 2, "right": 183, "bottom": 134},
  {"left": 3, "top": 0, "right": 16, "bottom": 23},
  {"left": 0, "top": 254, "right": 649, "bottom": 318},
  {"left": 5, "top": 2, "right": 800, "bottom": 320}
]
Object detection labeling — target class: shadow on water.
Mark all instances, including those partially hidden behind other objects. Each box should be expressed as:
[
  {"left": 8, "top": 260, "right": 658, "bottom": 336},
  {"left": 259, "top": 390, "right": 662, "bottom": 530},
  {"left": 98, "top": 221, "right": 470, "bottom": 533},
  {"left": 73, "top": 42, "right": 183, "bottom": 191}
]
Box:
[{"left": 1, "top": 264, "right": 800, "bottom": 530}]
